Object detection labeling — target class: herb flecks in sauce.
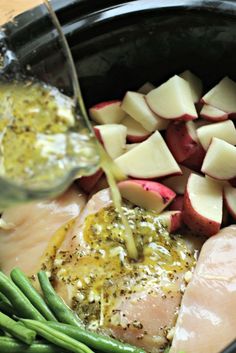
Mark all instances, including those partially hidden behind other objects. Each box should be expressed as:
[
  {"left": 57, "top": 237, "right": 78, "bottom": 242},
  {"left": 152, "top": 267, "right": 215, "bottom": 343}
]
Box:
[
  {"left": 52, "top": 205, "right": 195, "bottom": 331},
  {"left": 0, "top": 81, "right": 98, "bottom": 188}
]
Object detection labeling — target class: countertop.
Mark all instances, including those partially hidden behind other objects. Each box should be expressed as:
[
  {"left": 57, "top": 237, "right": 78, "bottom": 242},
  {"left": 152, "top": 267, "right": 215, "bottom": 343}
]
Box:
[{"left": 0, "top": 0, "right": 43, "bottom": 25}]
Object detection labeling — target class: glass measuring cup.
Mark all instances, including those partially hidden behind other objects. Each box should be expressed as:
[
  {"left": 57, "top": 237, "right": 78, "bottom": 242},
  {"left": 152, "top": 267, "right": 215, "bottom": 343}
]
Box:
[{"left": 0, "top": 1, "right": 100, "bottom": 209}]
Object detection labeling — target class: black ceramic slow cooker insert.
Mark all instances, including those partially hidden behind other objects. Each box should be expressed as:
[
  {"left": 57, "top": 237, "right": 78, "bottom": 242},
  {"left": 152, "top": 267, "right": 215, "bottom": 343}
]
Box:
[{"left": 2, "top": 1, "right": 236, "bottom": 352}]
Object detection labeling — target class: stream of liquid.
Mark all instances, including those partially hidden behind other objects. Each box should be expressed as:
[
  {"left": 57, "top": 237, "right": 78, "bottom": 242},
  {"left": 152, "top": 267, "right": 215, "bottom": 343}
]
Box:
[{"left": 43, "top": 0, "right": 138, "bottom": 260}]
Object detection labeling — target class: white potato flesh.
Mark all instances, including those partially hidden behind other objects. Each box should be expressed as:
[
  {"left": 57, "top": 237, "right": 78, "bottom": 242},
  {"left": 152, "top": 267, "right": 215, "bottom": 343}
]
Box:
[
  {"left": 187, "top": 173, "right": 222, "bottom": 223},
  {"left": 146, "top": 75, "right": 198, "bottom": 120},
  {"left": 115, "top": 131, "right": 181, "bottom": 179},
  {"left": 200, "top": 104, "right": 228, "bottom": 121},
  {"left": 95, "top": 124, "right": 127, "bottom": 159},
  {"left": 197, "top": 120, "right": 236, "bottom": 150},
  {"left": 202, "top": 76, "right": 236, "bottom": 113},
  {"left": 202, "top": 138, "right": 236, "bottom": 180},
  {"left": 121, "top": 115, "right": 150, "bottom": 138},
  {"left": 179, "top": 70, "right": 203, "bottom": 103},
  {"left": 121, "top": 91, "right": 166, "bottom": 132}
]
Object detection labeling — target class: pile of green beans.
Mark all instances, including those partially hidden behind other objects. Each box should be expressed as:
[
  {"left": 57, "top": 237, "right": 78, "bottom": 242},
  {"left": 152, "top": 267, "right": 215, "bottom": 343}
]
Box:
[
  {"left": 0, "top": 268, "right": 146, "bottom": 353},
  {"left": 0, "top": 336, "right": 68, "bottom": 353}
]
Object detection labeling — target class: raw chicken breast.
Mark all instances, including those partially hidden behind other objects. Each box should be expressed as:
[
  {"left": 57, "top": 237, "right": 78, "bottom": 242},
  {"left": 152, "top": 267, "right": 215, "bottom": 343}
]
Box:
[
  {"left": 59, "top": 188, "right": 112, "bottom": 252},
  {"left": 54, "top": 189, "right": 197, "bottom": 353},
  {"left": 0, "top": 186, "right": 86, "bottom": 275},
  {"left": 170, "top": 225, "right": 236, "bottom": 353}
]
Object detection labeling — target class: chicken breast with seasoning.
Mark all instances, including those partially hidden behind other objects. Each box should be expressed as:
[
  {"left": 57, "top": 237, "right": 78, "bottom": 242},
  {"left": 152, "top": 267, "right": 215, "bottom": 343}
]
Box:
[
  {"left": 52, "top": 189, "right": 197, "bottom": 353},
  {"left": 0, "top": 186, "right": 86, "bottom": 275},
  {"left": 170, "top": 225, "right": 236, "bottom": 353}
]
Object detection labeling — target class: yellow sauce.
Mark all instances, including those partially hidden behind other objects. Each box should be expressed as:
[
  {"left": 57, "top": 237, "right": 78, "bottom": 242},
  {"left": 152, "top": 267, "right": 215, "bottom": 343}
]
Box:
[
  {"left": 52, "top": 204, "right": 195, "bottom": 328},
  {"left": 0, "top": 80, "right": 99, "bottom": 188}
]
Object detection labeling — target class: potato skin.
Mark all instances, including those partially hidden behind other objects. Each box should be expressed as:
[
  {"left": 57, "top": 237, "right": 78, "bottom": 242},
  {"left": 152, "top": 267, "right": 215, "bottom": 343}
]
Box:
[
  {"left": 183, "top": 191, "right": 220, "bottom": 237},
  {"left": 165, "top": 122, "right": 198, "bottom": 163}
]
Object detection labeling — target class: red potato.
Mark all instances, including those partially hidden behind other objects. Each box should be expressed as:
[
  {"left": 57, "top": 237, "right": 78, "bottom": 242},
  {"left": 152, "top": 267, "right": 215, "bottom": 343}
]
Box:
[
  {"left": 165, "top": 121, "right": 199, "bottom": 163},
  {"left": 181, "top": 143, "right": 205, "bottom": 172},
  {"left": 197, "top": 120, "right": 236, "bottom": 150},
  {"left": 201, "top": 138, "right": 236, "bottom": 180},
  {"left": 195, "top": 101, "right": 204, "bottom": 114},
  {"left": 121, "top": 115, "right": 151, "bottom": 143},
  {"left": 121, "top": 91, "right": 168, "bottom": 132},
  {"left": 138, "top": 82, "right": 155, "bottom": 94},
  {"left": 94, "top": 124, "right": 127, "bottom": 159},
  {"left": 90, "top": 175, "right": 109, "bottom": 195},
  {"left": 201, "top": 76, "right": 236, "bottom": 118},
  {"left": 229, "top": 178, "right": 236, "bottom": 187},
  {"left": 183, "top": 173, "right": 223, "bottom": 236},
  {"left": 118, "top": 179, "right": 176, "bottom": 213},
  {"left": 78, "top": 169, "right": 103, "bottom": 194},
  {"left": 179, "top": 70, "right": 203, "bottom": 103},
  {"left": 194, "top": 119, "right": 211, "bottom": 129},
  {"left": 200, "top": 104, "right": 228, "bottom": 122},
  {"left": 162, "top": 165, "right": 193, "bottom": 194},
  {"left": 89, "top": 100, "right": 126, "bottom": 124},
  {"left": 115, "top": 131, "right": 182, "bottom": 179},
  {"left": 157, "top": 210, "right": 182, "bottom": 233},
  {"left": 224, "top": 184, "right": 236, "bottom": 219},
  {"left": 146, "top": 75, "right": 198, "bottom": 121},
  {"left": 169, "top": 195, "right": 184, "bottom": 212}
]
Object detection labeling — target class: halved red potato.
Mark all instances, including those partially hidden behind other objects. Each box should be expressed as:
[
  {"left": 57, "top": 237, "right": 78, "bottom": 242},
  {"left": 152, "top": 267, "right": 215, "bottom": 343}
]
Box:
[
  {"left": 183, "top": 173, "right": 223, "bottom": 236},
  {"left": 121, "top": 91, "right": 168, "bottom": 131},
  {"left": 224, "top": 183, "right": 236, "bottom": 219},
  {"left": 200, "top": 104, "right": 228, "bottom": 122},
  {"left": 182, "top": 143, "right": 205, "bottom": 172},
  {"left": 146, "top": 75, "right": 198, "bottom": 121},
  {"left": 169, "top": 195, "right": 184, "bottom": 212},
  {"left": 165, "top": 121, "right": 198, "bottom": 163},
  {"left": 90, "top": 175, "right": 109, "bottom": 195},
  {"left": 201, "top": 76, "right": 236, "bottom": 118},
  {"left": 194, "top": 119, "right": 211, "bottom": 128},
  {"left": 179, "top": 70, "right": 203, "bottom": 103},
  {"left": 163, "top": 165, "right": 193, "bottom": 194},
  {"left": 78, "top": 169, "right": 103, "bottom": 194},
  {"left": 157, "top": 210, "right": 183, "bottom": 233},
  {"left": 89, "top": 100, "right": 125, "bottom": 124},
  {"left": 197, "top": 120, "right": 236, "bottom": 150},
  {"left": 201, "top": 138, "right": 236, "bottom": 180},
  {"left": 115, "top": 131, "right": 182, "bottom": 179},
  {"left": 94, "top": 124, "right": 127, "bottom": 159},
  {"left": 121, "top": 115, "right": 151, "bottom": 143},
  {"left": 118, "top": 179, "right": 176, "bottom": 213}
]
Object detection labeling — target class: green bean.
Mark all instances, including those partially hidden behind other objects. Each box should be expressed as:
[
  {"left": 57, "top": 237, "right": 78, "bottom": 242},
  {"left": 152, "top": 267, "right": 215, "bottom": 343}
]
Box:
[
  {"left": 37, "top": 271, "right": 82, "bottom": 327},
  {"left": 21, "top": 319, "right": 94, "bottom": 353},
  {"left": 0, "top": 271, "right": 45, "bottom": 321},
  {"left": 0, "top": 301, "right": 14, "bottom": 316},
  {"left": 0, "top": 312, "right": 36, "bottom": 344},
  {"left": 10, "top": 268, "right": 57, "bottom": 322},
  {"left": 47, "top": 322, "right": 145, "bottom": 353},
  {"left": 0, "top": 292, "right": 11, "bottom": 305},
  {"left": 0, "top": 336, "right": 69, "bottom": 353}
]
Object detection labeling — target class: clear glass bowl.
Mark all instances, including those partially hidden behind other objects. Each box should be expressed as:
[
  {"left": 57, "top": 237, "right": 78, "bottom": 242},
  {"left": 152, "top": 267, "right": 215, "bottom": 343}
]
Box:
[{"left": 0, "top": 1, "right": 100, "bottom": 209}]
